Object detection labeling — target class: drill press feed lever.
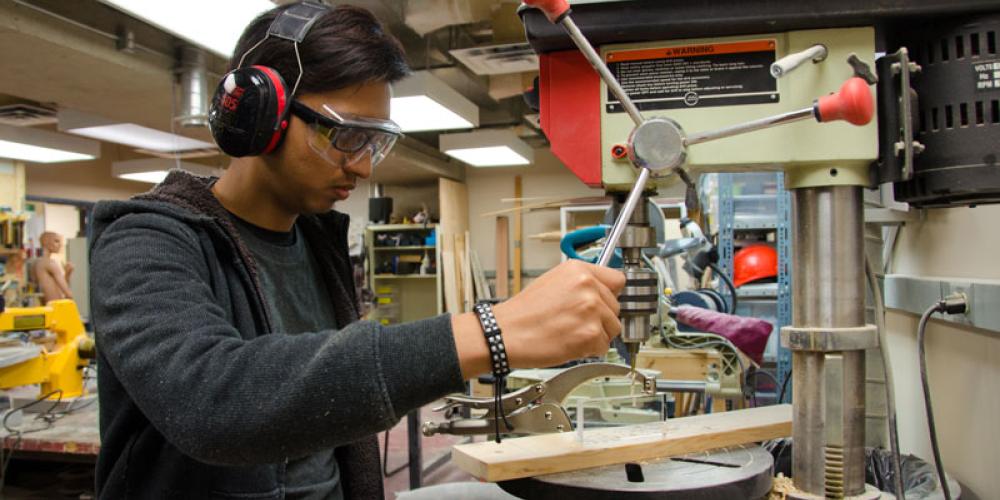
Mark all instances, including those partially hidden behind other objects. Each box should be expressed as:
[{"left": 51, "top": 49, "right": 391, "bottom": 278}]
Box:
[{"left": 422, "top": 363, "right": 655, "bottom": 437}]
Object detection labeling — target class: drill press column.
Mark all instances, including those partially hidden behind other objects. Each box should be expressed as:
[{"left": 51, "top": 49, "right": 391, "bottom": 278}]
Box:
[{"left": 789, "top": 185, "right": 867, "bottom": 497}]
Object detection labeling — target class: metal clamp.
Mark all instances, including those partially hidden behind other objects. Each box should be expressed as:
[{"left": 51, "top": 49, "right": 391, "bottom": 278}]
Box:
[
  {"left": 423, "top": 362, "right": 656, "bottom": 437},
  {"left": 875, "top": 47, "right": 923, "bottom": 183},
  {"left": 780, "top": 325, "right": 879, "bottom": 352}
]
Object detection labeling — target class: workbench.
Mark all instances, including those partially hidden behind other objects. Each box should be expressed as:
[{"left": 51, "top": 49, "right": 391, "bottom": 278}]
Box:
[{"left": 0, "top": 402, "right": 99, "bottom": 462}]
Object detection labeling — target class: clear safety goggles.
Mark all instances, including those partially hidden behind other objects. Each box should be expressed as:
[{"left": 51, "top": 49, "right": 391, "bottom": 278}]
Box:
[{"left": 291, "top": 100, "right": 402, "bottom": 167}]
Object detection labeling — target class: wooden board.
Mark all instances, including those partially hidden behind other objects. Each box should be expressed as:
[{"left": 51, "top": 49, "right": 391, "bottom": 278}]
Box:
[
  {"left": 635, "top": 348, "right": 722, "bottom": 382},
  {"left": 453, "top": 233, "right": 466, "bottom": 313},
  {"left": 451, "top": 404, "right": 792, "bottom": 482},
  {"left": 438, "top": 178, "right": 469, "bottom": 235},
  {"left": 512, "top": 176, "right": 522, "bottom": 294},
  {"left": 470, "top": 250, "right": 491, "bottom": 301},
  {"left": 495, "top": 216, "right": 509, "bottom": 298},
  {"left": 461, "top": 232, "right": 474, "bottom": 312},
  {"left": 438, "top": 178, "right": 469, "bottom": 313},
  {"left": 479, "top": 196, "right": 610, "bottom": 218},
  {"left": 440, "top": 234, "right": 459, "bottom": 313}
]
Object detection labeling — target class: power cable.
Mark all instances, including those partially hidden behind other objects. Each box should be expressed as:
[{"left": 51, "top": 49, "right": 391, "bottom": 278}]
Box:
[
  {"left": 708, "top": 262, "right": 738, "bottom": 313},
  {"left": 865, "top": 257, "right": 905, "bottom": 499},
  {"left": 777, "top": 369, "right": 790, "bottom": 404},
  {"left": 917, "top": 302, "right": 951, "bottom": 500}
]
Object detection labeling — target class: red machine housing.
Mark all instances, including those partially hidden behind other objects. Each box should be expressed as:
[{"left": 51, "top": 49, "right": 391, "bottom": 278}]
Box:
[{"left": 538, "top": 51, "right": 602, "bottom": 187}]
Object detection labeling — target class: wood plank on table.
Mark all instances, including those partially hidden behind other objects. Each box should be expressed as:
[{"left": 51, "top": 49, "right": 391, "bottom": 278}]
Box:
[{"left": 451, "top": 404, "right": 791, "bottom": 482}]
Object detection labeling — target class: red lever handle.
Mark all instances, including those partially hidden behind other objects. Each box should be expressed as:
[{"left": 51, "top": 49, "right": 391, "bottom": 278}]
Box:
[
  {"left": 815, "top": 77, "right": 874, "bottom": 126},
  {"left": 522, "top": 0, "right": 571, "bottom": 23}
]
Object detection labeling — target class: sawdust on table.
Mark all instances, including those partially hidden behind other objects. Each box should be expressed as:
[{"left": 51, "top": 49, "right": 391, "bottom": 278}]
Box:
[{"left": 769, "top": 473, "right": 796, "bottom": 499}]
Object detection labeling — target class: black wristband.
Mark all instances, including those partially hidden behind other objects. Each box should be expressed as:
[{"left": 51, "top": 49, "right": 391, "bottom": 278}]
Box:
[
  {"left": 474, "top": 302, "right": 510, "bottom": 377},
  {"left": 474, "top": 301, "right": 513, "bottom": 443}
]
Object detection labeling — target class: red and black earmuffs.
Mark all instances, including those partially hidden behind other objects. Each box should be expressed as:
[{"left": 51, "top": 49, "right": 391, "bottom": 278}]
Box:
[{"left": 208, "top": 1, "right": 328, "bottom": 157}]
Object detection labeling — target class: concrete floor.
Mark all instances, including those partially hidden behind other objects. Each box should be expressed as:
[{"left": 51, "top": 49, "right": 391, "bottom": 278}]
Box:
[{"left": 379, "top": 402, "right": 483, "bottom": 499}]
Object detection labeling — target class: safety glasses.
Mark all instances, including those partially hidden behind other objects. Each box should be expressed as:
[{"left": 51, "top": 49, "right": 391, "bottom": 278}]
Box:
[{"left": 291, "top": 100, "right": 402, "bottom": 167}]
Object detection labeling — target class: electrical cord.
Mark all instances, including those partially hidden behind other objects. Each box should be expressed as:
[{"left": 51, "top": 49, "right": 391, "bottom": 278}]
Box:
[
  {"left": 0, "top": 389, "right": 65, "bottom": 493},
  {"left": 493, "top": 376, "right": 514, "bottom": 442},
  {"left": 917, "top": 301, "right": 953, "bottom": 500},
  {"left": 865, "top": 257, "right": 905, "bottom": 499},
  {"left": 744, "top": 369, "right": 779, "bottom": 407},
  {"left": 777, "top": 370, "right": 790, "bottom": 404},
  {"left": 707, "top": 262, "right": 738, "bottom": 313}
]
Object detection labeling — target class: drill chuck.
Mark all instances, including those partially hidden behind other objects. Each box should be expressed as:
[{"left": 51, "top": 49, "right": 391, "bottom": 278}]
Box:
[{"left": 620, "top": 268, "right": 657, "bottom": 344}]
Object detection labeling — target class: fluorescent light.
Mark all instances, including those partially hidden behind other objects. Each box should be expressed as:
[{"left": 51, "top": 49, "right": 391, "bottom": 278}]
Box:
[
  {"left": 99, "top": 0, "right": 274, "bottom": 57},
  {"left": 59, "top": 109, "right": 215, "bottom": 153},
  {"left": 440, "top": 129, "right": 534, "bottom": 167},
  {"left": 0, "top": 140, "right": 94, "bottom": 163},
  {"left": 445, "top": 146, "right": 530, "bottom": 167},
  {"left": 69, "top": 124, "right": 213, "bottom": 152},
  {"left": 118, "top": 171, "right": 171, "bottom": 184},
  {"left": 0, "top": 123, "right": 100, "bottom": 164},
  {"left": 391, "top": 72, "right": 478, "bottom": 132},
  {"left": 391, "top": 96, "right": 475, "bottom": 132},
  {"left": 112, "top": 158, "right": 222, "bottom": 184}
]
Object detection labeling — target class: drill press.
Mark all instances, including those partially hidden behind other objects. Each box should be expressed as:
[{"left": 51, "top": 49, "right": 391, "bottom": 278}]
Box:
[
  {"left": 516, "top": 1, "right": 1000, "bottom": 497},
  {"left": 519, "top": 1, "right": 887, "bottom": 498}
]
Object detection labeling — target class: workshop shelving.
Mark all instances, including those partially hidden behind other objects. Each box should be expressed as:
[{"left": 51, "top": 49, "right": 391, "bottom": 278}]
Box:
[
  {"left": 365, "top": 224, "right": 442, "bottom": 324},
  {"left": 716, "top": 172, "right": 793, "bottom": 402}
]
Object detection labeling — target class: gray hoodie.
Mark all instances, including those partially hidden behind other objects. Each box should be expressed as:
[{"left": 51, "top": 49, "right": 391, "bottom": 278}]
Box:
[{"left": 90, "top": 170, "right": 464, "bottom": 499}]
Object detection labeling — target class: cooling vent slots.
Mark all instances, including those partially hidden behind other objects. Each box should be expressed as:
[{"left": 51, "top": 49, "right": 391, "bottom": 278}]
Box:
[
  {"left": 919, "top": 100, "right": 1000, "bottom": 135},
  {"left": 919, "top": 30, "right": 998, "bottom": 65}
]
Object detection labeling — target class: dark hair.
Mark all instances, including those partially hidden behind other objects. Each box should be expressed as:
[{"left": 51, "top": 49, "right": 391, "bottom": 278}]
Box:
[{"left": 230, "top": 2, "right": 410, "bottom": 94}]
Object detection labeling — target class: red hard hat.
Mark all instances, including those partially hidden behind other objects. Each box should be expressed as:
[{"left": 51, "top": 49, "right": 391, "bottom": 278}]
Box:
[{"left": 733, "top": 244, "right": 777, "bottom": 288}]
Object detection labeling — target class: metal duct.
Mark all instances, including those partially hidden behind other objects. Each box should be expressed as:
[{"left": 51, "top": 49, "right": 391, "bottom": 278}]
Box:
[
  {"left": 404, "top": 0, "right": 493, "bottom": 36},
  {"left": 176, "top": 45, "right": 209, "bottom": 128}
]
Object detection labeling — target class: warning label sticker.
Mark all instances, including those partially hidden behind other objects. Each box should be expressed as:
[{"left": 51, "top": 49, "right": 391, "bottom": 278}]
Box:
[
  {"left": 973, "top": 60, "right": 1000, "bottom": 90},
  {"left": 606, "top": 40, "right": 778, "bottom": 113}
]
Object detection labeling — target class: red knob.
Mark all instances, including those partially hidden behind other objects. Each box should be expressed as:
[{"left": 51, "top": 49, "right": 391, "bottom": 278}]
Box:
[
  {"left": 522, "top": 0, "right": 571, "bottom": 23},
  {"left": 815, "top": 77, "right": 874, "bottom": 126}
]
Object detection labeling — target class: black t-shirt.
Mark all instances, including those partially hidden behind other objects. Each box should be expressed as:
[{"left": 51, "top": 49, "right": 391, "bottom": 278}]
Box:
[{"left": 230, "top": 213, "right": 343, "bottom": 500}]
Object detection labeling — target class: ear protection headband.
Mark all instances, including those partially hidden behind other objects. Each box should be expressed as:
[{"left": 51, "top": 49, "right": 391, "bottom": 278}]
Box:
[{"left": 208, "top": 1, "right": 329, "bottom": 157}]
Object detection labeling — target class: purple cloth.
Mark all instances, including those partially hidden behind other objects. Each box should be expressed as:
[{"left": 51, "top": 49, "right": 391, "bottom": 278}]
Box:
[{"left": 673, "top": 305, "right": 773, "bottom": 365}]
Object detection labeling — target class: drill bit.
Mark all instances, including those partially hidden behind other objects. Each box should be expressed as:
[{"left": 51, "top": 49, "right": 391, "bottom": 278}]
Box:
[{"left": 627, "top": 343, "right": 640, "bottom": 382}]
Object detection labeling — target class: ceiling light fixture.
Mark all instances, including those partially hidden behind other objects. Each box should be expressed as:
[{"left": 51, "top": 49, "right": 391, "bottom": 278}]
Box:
[
  {"left": 391, "top": 71, "right": 479, "bottom": 132},
  {"left": 439, "top": 130, "right": 533, "bottom": 167},
  {"left": 59, "top": 109, "right": 215, "bottom": 154},
  {"left": 112, "top": 158, "right": 222, "bottom": 184},
  {"left": 0, "top": 123, "right": 100, "bottom": 164},
  {"left": 98, "top": 0, "right": 274, "bottom": 57}
]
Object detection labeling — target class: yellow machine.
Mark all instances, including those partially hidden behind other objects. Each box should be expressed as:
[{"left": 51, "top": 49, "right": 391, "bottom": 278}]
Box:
[{"left": 0, "top": 299, "right": 93, "bottom": 400}]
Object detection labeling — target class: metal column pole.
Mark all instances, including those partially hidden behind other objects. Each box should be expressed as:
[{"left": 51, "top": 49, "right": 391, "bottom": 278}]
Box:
[
  {"left": 407, "top": 410, "right": 422, "bottom": 489},
  {"left": 790, "top": 185, "right": 866, "bottom": 497}
]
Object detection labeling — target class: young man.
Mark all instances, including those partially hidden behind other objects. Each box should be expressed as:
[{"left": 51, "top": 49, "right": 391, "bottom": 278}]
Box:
[
  {"left": 33, "top": 231, "right": 74, "bottom": 304},
  {"left": 90, "top": 3, "right": 624, "bottom": 499}
]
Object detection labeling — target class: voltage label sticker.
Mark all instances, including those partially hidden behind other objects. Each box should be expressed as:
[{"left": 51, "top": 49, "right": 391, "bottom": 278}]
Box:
[
  {"left": 974, "top": 60, "right": 1000, "bottom": 90},
  {"left": 606, "top": 40, "right": 778, "bottom": 113}
]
